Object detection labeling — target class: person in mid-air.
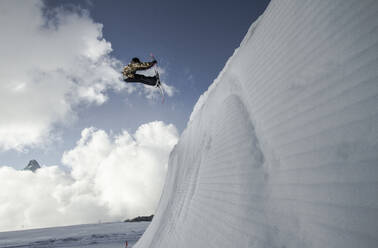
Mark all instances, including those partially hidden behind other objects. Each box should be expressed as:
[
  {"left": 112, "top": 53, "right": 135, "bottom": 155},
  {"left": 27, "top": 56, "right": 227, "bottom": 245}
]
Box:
[{"left": 123, "top": 57, "right": 160, "bottom": 86}]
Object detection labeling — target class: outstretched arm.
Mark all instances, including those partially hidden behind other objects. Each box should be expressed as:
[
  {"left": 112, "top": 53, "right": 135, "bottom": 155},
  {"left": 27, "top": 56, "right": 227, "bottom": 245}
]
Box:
[{"left": 137, "top": 60, "right": 157, "bottom": 70}]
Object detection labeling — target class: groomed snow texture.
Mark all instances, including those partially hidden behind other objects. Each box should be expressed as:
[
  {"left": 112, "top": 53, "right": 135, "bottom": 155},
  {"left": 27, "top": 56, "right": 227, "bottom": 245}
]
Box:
[{"left": 135, "top": 0, "right": 378, "bottom": 247}]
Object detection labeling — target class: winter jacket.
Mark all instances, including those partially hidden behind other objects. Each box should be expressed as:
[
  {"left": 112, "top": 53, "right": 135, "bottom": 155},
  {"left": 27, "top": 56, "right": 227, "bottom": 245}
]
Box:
[{"left": 123, "top": 61, "right": 156, "bottom": 79}]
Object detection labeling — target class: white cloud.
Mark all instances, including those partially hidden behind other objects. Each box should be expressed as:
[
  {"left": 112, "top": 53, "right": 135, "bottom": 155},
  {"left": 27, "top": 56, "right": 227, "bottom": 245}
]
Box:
[
  {"left": 0, "top": 121, "right": 178, "bottom": 231},
  {"left": 0, "top": 0, "right": 138, "bottom": 151}
]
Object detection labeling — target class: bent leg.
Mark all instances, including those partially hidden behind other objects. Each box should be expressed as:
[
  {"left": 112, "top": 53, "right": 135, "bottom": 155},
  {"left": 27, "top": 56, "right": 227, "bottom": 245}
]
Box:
[{"left": 125, "top": 74, "right": 157, "bottom": 86}]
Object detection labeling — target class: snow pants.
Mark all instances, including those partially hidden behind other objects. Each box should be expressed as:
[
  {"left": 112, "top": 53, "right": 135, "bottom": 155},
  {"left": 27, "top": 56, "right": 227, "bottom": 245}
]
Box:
[{"left": 124, "top": 74, "right": 158, "bottom": 86}]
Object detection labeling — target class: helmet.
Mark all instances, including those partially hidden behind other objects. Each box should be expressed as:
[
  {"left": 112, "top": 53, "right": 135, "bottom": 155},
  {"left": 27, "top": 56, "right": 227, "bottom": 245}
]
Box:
[{"left": 131, "top": 57, "right": 141, "bottom": 63}]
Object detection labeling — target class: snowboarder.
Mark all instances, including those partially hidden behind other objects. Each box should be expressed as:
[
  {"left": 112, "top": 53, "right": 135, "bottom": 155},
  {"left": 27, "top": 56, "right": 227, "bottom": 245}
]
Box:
[{"left": 123, "top": 57, "right": 160, "bottom": 86}]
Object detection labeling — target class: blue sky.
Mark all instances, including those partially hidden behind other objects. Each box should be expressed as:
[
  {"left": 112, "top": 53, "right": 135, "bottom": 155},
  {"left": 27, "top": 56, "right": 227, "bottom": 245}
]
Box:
[{"left": 1, "top": 0, "right": 269, "bottom": 168}]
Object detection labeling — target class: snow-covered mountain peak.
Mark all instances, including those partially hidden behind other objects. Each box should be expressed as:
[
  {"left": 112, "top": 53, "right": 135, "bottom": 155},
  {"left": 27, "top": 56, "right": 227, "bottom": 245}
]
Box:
[{"left": 23, "top": 160, "right": 41, "bottom": 172}]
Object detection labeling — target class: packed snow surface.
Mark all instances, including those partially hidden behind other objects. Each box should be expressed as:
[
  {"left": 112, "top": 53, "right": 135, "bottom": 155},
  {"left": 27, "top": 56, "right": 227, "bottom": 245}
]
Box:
[
  {"left": 0, "top": 222, "right": 148, "bottom": 248},
  {"left": 135, "top": 0, "right": 378, "bottom": 247}
]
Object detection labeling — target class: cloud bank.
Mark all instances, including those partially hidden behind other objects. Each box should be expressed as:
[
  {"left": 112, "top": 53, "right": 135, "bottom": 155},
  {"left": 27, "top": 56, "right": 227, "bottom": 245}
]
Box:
[
  {"left": 0, "top": 0, "right": 128, "bottom": 151},
  {"left": 0, "top": 121, "right": 178, "bottom": 231}
]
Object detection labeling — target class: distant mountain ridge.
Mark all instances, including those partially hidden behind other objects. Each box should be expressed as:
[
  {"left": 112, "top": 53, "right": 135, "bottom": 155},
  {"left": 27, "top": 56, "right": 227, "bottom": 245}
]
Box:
[
  {"left": 124, "top": 215, "right": 154, "bottom": 223},
  {"left": 23, "top": 160, "right": 41, "bottom": 172}
]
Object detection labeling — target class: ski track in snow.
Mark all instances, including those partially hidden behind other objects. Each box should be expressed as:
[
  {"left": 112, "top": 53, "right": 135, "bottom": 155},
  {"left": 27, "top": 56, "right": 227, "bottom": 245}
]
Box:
[{"left": 135, "top": 0, "right": 378, "bottom": 247}]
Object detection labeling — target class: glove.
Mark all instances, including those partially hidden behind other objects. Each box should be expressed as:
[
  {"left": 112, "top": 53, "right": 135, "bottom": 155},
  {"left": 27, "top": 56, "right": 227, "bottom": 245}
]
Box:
[{"left": 152, "top": 60, "right": 157, "bottom": 64}]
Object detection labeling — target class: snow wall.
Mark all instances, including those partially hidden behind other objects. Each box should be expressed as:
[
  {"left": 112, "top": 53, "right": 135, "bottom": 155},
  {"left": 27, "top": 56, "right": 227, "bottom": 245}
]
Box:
[{"left": 135, "top": 0, "right": 378, "bottom": 247}]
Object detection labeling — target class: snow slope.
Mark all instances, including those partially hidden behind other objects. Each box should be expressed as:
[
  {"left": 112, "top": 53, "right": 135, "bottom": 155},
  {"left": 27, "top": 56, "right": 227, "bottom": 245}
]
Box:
[
  {"left": 136, "top": 0, "right": 378, "bottom": 247},
  {"left": 0, "top": 222, "right": 148, "bottom": 248}
]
